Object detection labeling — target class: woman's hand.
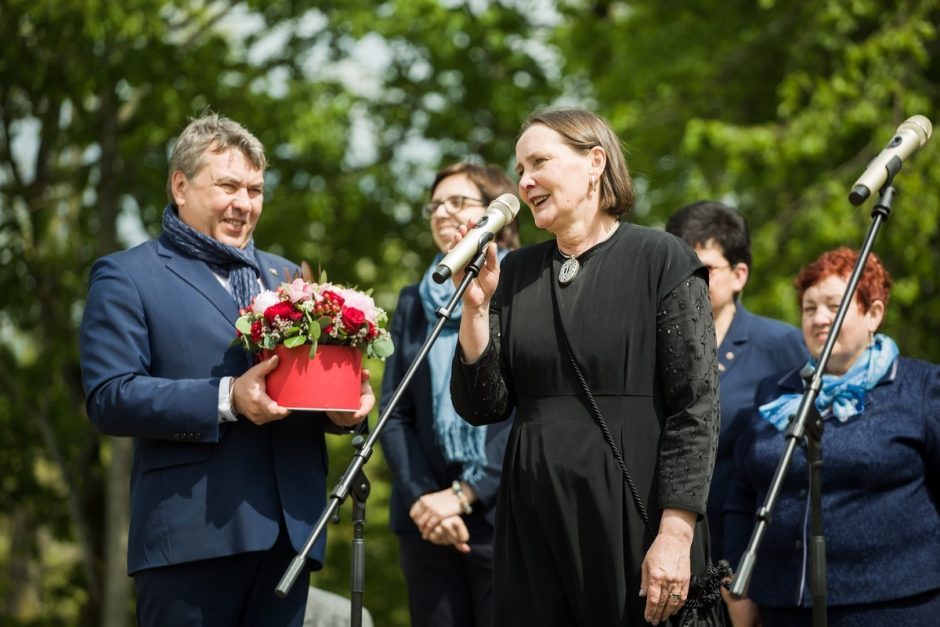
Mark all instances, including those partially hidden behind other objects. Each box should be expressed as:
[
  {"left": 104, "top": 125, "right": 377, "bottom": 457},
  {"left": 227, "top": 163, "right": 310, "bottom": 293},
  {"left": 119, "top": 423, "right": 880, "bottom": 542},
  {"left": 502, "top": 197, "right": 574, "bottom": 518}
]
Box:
[
  {"left": 426, "top": 515, "right": 472, "bottom": 553},
  {"left": 722, "top": 586, "right": 761, "bottom": 627},
  {"left": 640, "top": 509, "right": 695, "bottom": 625},
  {"left": 410, "top": 488, "right": 465, "bottom": 537},
  {"left": 450, "top": 221, "right": 501, "bottom": 363}
]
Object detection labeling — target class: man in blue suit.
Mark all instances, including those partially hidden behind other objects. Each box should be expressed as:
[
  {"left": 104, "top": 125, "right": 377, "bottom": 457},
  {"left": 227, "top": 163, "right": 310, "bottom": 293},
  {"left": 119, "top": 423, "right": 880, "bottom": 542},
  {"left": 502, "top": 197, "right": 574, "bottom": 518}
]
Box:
[
  {"left": 79, "top": 113, "right": 373, "bottom": 627},
  {"left": 666, "top": 201, "right": 808, "bottom": 566}
]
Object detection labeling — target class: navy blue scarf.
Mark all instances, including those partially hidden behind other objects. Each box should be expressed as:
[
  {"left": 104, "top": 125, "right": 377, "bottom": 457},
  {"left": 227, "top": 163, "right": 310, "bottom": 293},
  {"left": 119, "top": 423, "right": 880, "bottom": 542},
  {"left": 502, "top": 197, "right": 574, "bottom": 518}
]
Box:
[{"left": 162, "top": 204, "right": 261, "bottom": 310}]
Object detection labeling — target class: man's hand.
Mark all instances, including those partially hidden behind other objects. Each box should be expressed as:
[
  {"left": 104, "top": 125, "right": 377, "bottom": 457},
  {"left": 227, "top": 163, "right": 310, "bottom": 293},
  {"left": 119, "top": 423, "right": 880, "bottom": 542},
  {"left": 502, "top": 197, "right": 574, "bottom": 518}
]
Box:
[
  {"left": 325, "top": 368, "right": 374, "bottom": 428},
  {"left": 231, "top": 356, "right": 292, "bottom": 425}
]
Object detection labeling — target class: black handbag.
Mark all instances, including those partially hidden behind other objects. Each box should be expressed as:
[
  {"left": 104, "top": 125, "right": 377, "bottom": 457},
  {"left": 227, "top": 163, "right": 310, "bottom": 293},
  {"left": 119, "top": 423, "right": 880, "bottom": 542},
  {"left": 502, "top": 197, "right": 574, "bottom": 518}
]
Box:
[{"left": 550, "top": 279, "right": 729, "bottom": 626}]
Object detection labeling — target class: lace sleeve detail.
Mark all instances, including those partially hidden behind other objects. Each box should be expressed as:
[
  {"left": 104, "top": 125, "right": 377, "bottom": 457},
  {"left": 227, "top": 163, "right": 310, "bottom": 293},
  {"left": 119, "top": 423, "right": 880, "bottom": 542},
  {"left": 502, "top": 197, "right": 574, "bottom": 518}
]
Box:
[
  {"left": 656, "top": 274, "right": 720, "bottom": 516},
  {"left": 450, "top": 310, "right": 514, "bottom": 426}
]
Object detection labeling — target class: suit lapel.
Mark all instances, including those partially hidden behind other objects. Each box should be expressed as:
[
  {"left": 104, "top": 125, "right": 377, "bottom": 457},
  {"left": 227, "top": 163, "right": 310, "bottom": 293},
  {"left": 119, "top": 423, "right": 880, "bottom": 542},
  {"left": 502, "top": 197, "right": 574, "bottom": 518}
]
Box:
[
  {"left": 256, "top": 251, "right": 296, "bottom": 291},
  {"left": 718, "top": 307, "right": 750, "bottom": 377},
  {"left": 157, "top": 236, "right": 240, "bottom": 323}
]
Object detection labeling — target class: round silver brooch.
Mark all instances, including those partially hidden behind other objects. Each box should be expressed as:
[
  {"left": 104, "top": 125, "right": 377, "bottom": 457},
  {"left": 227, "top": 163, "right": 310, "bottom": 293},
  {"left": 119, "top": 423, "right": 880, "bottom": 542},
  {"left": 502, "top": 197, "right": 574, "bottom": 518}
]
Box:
[{"left": 558, "top": 256, "right": 580, "bottom": 285}]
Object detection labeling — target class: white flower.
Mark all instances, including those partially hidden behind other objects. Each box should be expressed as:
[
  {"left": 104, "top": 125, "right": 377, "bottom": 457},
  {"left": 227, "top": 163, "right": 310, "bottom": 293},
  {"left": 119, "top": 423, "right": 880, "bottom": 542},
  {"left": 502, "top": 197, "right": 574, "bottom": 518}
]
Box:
[{"left": 250, "top": 290, "right": 281, "bottom": 314}]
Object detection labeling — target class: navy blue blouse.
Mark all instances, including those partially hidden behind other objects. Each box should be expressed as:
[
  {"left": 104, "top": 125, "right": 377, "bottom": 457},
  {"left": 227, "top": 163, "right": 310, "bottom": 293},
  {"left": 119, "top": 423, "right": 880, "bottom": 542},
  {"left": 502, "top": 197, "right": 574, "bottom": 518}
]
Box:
[{"left": 724, "top": 356, "right": 940, "bottom": 607}]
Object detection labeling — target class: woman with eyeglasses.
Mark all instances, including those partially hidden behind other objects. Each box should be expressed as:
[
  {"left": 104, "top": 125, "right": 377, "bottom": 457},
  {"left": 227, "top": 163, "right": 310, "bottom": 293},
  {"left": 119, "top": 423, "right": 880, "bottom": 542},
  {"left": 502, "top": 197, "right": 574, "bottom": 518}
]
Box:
[{"left": 379, "top": 162, "right": 519, "bottom": 627}]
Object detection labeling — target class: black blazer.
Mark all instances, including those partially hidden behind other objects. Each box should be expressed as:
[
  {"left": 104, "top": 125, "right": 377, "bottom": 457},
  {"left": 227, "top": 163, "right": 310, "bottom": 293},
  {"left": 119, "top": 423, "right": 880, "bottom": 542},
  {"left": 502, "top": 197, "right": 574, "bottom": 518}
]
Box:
[{"left": 378, "top": 284, "right": 511, "bottom": 535}]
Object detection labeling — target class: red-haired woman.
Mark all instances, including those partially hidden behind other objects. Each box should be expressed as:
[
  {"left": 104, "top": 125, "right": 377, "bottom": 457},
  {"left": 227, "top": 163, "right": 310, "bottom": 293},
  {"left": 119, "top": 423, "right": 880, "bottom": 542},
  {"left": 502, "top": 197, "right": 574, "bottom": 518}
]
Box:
[{"left": 725, "top": 247, "right": 940, "bottom": 626}]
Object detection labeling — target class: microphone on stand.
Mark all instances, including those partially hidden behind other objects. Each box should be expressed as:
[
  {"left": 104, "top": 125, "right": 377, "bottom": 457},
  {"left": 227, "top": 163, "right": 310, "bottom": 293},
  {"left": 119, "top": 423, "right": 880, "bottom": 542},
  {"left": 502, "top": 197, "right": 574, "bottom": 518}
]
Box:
[
  {"left": 849, "top": 115, "right": 932, "bottom": 205},
  {"left": 432, "top": 193, "right": 521, "bottom": 284}
]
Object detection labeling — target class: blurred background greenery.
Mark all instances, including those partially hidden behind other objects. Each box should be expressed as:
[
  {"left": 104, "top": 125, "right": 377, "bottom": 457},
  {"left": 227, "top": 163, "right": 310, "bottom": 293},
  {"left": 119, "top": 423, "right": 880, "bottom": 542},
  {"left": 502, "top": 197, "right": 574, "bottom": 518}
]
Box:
[{"left": 2, "top": 0, "right": 939, "bottom": 625}]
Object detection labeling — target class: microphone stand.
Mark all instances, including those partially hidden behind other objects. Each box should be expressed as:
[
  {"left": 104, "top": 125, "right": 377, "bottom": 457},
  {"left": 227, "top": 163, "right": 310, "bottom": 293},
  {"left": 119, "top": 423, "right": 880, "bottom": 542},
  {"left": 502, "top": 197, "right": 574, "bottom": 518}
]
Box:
[
  {"left": 275, "top": 248, "right": 491, "bottom": 627},
  {"left": 730, "top": 182, "right": 898, "bottom": 627}
]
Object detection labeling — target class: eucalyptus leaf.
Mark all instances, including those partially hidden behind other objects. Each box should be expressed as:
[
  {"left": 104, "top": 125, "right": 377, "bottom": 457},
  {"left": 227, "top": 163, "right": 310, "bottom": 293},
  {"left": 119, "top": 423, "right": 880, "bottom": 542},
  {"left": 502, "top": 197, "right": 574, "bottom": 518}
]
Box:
[
  {"left": 283, "top": 335, "right": 306, "bottom": 348},
  {"left": 235, "top": 316, "right": 253, "bottom": 335}
]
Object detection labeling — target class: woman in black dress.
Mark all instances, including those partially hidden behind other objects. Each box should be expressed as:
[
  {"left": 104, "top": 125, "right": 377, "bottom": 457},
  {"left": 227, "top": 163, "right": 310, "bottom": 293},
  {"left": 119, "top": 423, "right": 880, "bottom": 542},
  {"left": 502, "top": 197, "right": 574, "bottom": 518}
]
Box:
[{"left": 449, "top": 108, "right": 720, "bottom": 626}]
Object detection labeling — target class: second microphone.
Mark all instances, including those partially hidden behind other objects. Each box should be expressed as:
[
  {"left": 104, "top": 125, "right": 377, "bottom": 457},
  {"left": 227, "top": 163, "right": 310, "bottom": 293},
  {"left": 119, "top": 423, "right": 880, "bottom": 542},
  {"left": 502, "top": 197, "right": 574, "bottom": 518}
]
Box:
[{"left": 432, "top": 193, "right": 521, "bottom": 284}]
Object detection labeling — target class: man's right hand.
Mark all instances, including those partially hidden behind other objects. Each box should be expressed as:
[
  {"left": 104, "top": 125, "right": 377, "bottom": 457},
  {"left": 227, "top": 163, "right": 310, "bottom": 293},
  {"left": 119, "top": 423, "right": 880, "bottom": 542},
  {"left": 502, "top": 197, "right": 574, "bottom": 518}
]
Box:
[{"left": 231, "top": 356, "right": 292, "bottom": 424}]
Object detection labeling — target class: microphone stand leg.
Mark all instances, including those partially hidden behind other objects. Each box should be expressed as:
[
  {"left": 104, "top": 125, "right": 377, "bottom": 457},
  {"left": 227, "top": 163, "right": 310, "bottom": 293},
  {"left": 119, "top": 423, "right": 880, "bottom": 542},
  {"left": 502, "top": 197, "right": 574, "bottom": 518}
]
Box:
[
  {"left": 348, "top": 454, "right": 370, "bottom": 627},
  {"left": 806, "top": 410, "right": 827, "bottom": 627}
]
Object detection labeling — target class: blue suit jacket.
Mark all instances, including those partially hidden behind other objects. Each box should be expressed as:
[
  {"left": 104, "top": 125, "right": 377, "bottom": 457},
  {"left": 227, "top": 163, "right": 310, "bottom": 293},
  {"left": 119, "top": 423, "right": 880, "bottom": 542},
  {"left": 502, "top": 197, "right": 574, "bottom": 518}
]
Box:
[
  {"left": 724, "top": 357, "right": 940, "bottom": 607},
  {"left": 709, "top": 306, "right": 807, "bottom": 560},
  {"left": 378, "top": 284, "right": 511, "bottom": 535},
  {"left": 80, "top": 234, "right": 331, "bottom": 574}
]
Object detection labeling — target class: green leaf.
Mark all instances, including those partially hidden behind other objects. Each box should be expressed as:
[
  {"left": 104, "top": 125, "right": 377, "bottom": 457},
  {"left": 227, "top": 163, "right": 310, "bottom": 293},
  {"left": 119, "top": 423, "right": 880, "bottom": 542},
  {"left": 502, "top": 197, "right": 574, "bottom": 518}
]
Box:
[
  {"left": 283, "top": 335, "right": 306, "bottom": 348},
  {"left": 308, "top": 340, "right": 319, "bottom": 359},
  {"left": 370, "top": 337, "right": 395, "bottom": 359},
  {"left": 235, "top": 316, "right": 253, "bottom": 335}
]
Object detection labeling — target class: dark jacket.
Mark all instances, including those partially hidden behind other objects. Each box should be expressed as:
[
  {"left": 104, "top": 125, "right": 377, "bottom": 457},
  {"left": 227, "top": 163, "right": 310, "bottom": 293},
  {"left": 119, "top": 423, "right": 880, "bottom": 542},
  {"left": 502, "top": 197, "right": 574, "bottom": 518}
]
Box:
[
  {"left": 80, "top": 234, "right": 333, "bottom": 574},
  {"left": 378, "top": 284, "right": 511, "bottom": 535},
  {"left": 724, "top": 356, "right": 940, "bottom": 607},
  {"left": 709, "top": 306, "right": 807, "bottom": 559}
]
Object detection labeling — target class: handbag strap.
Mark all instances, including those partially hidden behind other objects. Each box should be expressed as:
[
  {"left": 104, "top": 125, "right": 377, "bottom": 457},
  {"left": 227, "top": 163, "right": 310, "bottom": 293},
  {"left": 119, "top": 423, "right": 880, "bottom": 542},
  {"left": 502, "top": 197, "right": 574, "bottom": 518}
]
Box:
[{"left": 549, "top": 278, "right": 654, "bottom": 534}]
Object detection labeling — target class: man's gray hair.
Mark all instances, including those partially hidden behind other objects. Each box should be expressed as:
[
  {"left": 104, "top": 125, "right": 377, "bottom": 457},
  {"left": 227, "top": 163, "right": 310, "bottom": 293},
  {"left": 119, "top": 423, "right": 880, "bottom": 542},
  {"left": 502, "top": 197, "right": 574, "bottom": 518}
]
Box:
[{"left": 166, "top": 112, "right": 266, "bottom": 201}]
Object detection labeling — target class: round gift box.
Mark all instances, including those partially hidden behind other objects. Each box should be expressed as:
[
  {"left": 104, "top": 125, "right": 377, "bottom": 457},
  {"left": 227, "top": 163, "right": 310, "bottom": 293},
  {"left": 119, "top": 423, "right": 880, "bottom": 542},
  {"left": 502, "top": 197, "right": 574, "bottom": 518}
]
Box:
[{"left": 263, "top": 344, "right": 361, "bottom": 411}]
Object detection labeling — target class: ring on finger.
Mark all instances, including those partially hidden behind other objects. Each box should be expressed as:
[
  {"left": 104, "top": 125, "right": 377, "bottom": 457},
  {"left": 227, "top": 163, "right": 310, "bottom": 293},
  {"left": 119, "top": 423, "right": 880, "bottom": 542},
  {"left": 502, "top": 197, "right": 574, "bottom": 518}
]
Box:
[{"left": 668, "top": 592, "right": 682, "bottom": 602}]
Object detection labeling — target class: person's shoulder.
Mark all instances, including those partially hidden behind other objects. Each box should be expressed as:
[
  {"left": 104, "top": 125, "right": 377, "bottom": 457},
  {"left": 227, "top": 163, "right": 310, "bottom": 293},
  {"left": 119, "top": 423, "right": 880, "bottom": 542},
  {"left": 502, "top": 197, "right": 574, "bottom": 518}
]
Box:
[
  {"left": 91, "top": 238, "right": 161, "bottom": 272},
  {"left": 895, "top": 355, "right": 940, "bottom": 383},
  {"left": 255, "top": 249, "right": 298, "bottom": 277},
  {"left": 621, "top": 223, "right": 699, "bottom": 263},
  {"left": 739, "top": 308, "right": 803, "bottom": 342},
  {"left": 501, "top": 239, "right": 554, "bottom": 271}
]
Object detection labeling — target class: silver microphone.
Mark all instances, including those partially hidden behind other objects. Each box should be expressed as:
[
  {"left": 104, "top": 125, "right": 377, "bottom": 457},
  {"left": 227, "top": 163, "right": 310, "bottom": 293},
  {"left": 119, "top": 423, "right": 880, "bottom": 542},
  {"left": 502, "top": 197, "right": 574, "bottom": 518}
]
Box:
[
  {"left": 432, "top": 193, "right": 520, "bottom": 284},
  {"left": 849, "top": 115, "right": 932, "bottom": 205}
]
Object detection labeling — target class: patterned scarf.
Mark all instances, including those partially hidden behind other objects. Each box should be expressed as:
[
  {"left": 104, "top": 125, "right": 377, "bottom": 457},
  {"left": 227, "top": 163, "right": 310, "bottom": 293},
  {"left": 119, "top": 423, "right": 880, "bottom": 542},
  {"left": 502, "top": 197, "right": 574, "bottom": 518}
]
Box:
[
  {"left": 758, "top": 333, "right": 899, "bottom": 431},
  {"left": 162, "top": 204, "right": 261, "bottom": 310},
  {"left": 418, "top": 249, "right": 508, "bottom": 485}
]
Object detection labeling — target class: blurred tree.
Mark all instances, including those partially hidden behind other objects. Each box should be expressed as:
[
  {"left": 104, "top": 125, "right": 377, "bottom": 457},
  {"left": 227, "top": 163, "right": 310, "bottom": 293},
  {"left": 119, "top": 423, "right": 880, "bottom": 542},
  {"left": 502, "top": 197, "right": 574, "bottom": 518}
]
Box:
[
  {"left": 556, "top": 0, "right": 940, "bottom": 361},
  {"left": 0, "top": 0, "right": 558, "bottom": 625}
]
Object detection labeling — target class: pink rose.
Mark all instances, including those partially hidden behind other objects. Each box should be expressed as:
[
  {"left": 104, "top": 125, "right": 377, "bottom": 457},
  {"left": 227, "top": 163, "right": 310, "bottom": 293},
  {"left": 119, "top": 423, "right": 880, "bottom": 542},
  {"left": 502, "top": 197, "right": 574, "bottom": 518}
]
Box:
[{"left": 287, "top": 278, "right": 313, "bottom": 303}]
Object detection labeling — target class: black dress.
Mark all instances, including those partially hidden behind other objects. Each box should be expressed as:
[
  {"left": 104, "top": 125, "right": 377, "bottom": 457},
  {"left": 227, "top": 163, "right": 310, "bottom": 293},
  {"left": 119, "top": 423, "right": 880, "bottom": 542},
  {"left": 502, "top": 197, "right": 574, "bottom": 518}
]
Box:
[{"left": 451, "top": 224, "right": 720, "bottom": 626}]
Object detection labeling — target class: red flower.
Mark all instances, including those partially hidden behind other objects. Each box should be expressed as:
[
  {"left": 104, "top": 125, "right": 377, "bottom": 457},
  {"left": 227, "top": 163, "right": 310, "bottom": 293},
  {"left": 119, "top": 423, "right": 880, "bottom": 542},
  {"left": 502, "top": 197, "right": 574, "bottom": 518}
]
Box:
[
  {"left": 341, "top": 306, "right": 366, "bottom": 330},
  {"left": 264, "top": 301, "right": 298, "bottom": 324},
  {"left": 250, "top": 320, "right": 264, "bottom": 342},
  {"left": 365, "top": 320, "right": 377, "bottom": 340}
]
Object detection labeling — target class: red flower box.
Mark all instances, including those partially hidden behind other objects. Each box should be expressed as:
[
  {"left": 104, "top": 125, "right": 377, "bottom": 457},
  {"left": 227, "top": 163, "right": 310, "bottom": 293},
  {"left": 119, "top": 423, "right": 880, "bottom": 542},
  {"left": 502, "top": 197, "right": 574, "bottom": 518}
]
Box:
[{"left": 263, "top": 344, "right": 361, "bottom": 411}]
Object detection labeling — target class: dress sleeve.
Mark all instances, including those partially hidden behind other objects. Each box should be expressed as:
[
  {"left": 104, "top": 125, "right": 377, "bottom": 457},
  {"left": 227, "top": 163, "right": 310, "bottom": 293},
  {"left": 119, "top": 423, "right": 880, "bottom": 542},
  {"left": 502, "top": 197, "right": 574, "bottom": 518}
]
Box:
[
  {"left": 655, "top": 274, "right": 720, "bottom": 517},
  {"left": 450, "top": 307, "right": 515, "bottom": 426}
]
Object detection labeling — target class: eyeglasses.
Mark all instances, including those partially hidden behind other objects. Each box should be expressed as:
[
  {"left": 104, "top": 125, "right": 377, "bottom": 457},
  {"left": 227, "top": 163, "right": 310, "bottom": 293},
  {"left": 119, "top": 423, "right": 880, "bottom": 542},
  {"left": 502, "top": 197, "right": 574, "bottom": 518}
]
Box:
[
  {"left": 705, "top": 263, "right": 732, "bottom": 275},
  {"left": 421, "top": 195, "right": 484, "bottom": 219}
]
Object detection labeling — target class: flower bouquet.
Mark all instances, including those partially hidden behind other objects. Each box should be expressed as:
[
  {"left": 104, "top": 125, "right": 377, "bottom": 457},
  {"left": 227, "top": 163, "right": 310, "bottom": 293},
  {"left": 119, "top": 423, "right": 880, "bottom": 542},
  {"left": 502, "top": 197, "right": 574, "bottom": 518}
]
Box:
[{"left": 234, "top": 276, "right": 393, "bottom": 410}]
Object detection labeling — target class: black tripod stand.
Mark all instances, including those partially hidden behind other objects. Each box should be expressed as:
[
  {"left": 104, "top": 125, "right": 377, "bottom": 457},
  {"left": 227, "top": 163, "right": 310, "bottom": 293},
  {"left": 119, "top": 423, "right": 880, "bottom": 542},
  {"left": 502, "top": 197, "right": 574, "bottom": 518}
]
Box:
[
  {"left": 729, "top": 185, "right": 898, "bottom": 627},
  {"left": 274, "top": 248, "right": 491, "bottom": 626}
]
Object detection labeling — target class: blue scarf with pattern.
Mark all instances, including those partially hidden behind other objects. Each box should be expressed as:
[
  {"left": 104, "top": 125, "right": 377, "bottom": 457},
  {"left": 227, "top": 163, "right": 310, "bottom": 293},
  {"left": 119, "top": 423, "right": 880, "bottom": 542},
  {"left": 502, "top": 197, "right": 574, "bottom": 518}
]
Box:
[
  {"left": 162, "top": 204, "right": 261, "bottom": 310},
  {"left": 758, "top": 333, "right": 899, "bottom": 431},
  {"left": 418, "top": 249, "right": 508, "bottom": 485}
]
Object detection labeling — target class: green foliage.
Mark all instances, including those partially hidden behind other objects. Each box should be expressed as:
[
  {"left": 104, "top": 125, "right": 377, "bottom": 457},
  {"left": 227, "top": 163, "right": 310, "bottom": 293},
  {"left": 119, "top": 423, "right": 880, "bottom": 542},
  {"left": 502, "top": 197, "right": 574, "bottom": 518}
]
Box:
[
  {"left": 557, "top": 0, "right": 940, "bottom": 360},
  {"left": 4, "top": 0, "right": 940, "bottom": 625}
]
